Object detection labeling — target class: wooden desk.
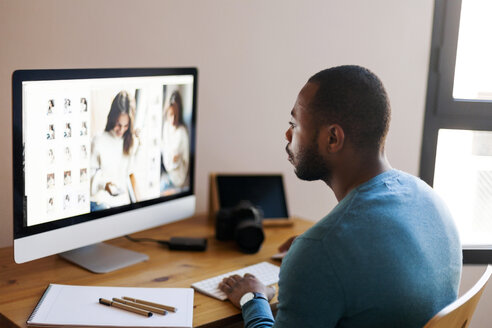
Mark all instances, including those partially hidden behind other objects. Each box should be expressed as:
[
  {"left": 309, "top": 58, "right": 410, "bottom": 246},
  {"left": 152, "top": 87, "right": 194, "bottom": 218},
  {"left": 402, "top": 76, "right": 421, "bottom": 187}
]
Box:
[{"left": 0, "top": 215, "right": 312, "bottom": 327}]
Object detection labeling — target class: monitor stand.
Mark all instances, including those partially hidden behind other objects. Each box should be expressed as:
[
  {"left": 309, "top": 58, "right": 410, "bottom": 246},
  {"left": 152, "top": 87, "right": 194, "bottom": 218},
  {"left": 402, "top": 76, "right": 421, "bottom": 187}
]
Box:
[{"left": 59, "top": 243, "right": 149, "bottom": 273}]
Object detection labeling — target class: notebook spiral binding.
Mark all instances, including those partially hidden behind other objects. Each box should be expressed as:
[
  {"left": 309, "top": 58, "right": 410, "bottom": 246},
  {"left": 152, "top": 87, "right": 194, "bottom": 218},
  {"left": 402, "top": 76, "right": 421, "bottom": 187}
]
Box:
[{"left": 27, "top": 284, "right": 53, "bottom": 322}]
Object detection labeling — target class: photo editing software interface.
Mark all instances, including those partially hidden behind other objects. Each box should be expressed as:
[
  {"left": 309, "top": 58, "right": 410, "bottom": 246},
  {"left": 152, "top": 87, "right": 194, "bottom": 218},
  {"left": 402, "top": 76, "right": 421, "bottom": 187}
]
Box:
[{"left": 21, "top": 73, "right": 195, "bottom": 228}]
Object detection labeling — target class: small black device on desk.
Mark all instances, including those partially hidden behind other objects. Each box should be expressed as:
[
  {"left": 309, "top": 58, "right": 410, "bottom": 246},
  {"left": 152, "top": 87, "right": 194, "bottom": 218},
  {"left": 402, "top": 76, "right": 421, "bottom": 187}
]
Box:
[{"left": 125, "top": 235, "right": 207, "bottom": 251}]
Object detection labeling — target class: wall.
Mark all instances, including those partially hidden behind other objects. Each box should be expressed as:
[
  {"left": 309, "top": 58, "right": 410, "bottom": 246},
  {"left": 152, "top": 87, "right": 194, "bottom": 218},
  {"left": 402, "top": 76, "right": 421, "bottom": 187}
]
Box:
[
  {"left": 1, "top": 1, "right": 489, "bottom": 327},
  {"left": 0, "top": 0, "right": 431, "bottom": 246}
]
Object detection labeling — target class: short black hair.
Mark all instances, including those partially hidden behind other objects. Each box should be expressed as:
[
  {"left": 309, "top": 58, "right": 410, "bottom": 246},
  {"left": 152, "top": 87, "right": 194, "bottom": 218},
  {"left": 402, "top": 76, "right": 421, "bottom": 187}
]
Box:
[{"left": 308, "top": 65, "right": 391, "bottom": 151}]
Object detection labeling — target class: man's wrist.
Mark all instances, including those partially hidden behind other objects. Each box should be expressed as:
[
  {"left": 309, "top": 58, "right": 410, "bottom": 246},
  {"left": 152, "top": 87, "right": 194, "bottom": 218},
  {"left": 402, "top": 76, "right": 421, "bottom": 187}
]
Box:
[{"left": 239, "top": 292, "right": 268, "bottom": 308}]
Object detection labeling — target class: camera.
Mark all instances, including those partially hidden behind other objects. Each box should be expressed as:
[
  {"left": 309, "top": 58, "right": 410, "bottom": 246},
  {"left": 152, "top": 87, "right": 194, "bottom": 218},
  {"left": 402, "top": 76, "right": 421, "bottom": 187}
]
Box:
[{"left": 215, "top": 201, "right": 265, "bottom": 254}]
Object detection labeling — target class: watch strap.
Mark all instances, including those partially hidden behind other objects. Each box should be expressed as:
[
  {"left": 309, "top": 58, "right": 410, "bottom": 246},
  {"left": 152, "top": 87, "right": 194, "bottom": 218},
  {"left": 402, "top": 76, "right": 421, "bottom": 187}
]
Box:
[{"left": 253, "top": 292, "right": 268, "bottom": 301}]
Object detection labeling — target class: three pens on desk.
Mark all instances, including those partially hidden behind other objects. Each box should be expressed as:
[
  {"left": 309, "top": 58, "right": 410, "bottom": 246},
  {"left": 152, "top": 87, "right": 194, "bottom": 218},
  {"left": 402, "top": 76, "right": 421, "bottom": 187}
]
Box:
[{"left": 99, "top": 296, "right": 178, "bottom": 317}]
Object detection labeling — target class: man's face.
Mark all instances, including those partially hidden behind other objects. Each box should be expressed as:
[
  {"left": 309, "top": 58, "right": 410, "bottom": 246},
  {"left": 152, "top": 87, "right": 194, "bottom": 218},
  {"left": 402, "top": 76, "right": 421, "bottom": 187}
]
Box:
[{"left": 285, "top": 82, "right": 328, "bottom": 181}]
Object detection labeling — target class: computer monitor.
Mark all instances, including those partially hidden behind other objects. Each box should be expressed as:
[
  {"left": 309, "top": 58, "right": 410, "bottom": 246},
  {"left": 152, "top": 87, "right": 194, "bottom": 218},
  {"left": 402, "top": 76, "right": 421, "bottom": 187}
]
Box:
[{"left": 12, "top": 68, "right": 197, "bottom": 272}]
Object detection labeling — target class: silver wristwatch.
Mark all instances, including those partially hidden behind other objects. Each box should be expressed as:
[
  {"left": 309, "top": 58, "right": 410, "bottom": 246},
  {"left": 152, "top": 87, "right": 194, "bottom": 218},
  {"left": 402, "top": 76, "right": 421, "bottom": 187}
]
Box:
[{"left": 239, "top": 292, "right": 268, "bottom": 308}]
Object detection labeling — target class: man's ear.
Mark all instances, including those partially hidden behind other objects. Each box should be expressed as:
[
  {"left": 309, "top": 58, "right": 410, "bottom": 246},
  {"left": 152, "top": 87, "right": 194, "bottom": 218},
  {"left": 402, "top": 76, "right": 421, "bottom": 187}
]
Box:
[{"left": 319, "top": 124, "right": 344, "bottom": 154}]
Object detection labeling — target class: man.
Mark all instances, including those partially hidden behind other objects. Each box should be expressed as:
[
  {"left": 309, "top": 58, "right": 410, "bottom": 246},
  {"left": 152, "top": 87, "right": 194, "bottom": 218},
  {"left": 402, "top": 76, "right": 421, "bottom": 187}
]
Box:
[{"left": 219, "top": 65, "right": 462, "bottom": 327}]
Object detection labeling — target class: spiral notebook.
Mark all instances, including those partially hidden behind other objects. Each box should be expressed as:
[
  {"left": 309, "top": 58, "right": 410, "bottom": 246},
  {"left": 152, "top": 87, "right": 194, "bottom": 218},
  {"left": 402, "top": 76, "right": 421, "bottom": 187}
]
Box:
[{"left": 27, "top": 284, "right": 194, "bottom": 327}]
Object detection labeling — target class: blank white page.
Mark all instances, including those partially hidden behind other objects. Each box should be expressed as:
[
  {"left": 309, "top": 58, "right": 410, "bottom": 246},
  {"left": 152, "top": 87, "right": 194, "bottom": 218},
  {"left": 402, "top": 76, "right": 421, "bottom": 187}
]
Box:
[{"left": 28, "top": 284, "right": 194, "bottom": 327}]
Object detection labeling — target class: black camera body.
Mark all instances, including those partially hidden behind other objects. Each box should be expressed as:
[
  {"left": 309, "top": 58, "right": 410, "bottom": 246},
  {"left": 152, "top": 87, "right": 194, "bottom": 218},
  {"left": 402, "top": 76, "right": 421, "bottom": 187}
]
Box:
[{"left": 215, "top": 201, "right": 265, "bottom": 254}]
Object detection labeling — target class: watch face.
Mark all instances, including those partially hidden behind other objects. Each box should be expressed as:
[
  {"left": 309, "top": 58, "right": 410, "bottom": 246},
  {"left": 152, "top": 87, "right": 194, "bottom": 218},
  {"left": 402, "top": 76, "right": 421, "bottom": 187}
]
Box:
[
  {"left": 240, "top": 292, "right": 268, "bottom": 308},
  {"left": 240, "top": 292, "right": 255, "bottom": 307}
]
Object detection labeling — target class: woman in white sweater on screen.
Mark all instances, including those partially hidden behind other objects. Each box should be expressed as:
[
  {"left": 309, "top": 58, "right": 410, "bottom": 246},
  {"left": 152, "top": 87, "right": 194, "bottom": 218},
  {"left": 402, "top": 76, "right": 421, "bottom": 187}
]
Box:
[
  {"left": 90, "top": 91, "right": 136, "bottom": 211},
  {"left": 161, "top": 90, "right": 190, "bottom": 194}
]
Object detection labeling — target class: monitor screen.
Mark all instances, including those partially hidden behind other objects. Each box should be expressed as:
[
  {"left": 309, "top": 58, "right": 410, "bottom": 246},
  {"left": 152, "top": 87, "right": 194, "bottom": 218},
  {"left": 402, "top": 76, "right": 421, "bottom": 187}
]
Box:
[{"left": 13, "top": 68, "right": 197, "bottom": 266}]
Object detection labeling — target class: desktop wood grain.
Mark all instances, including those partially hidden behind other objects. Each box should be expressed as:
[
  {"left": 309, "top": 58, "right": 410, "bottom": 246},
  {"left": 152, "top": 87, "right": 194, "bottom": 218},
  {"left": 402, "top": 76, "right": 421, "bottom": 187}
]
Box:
[{"left": 0, "top": 215, "right": 312, "bottom": 328}]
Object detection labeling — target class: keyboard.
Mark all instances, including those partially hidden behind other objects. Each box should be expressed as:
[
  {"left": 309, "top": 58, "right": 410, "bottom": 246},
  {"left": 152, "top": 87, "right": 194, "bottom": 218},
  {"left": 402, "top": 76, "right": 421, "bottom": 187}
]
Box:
[{"left": 191, "top": 261, "right": 280, "bottom": 300}]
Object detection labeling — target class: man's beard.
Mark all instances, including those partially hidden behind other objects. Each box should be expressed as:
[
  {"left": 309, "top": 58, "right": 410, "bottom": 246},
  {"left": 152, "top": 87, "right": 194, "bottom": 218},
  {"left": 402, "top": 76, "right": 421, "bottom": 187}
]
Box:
[{"left": 286, "top": 143, "right": 328, "bottom": 182}]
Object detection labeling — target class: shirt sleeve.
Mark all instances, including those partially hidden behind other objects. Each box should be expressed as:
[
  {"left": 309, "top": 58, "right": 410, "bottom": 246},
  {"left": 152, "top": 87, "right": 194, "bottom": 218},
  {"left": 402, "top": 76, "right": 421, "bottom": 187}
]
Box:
[
  {"left": 273, "top": 237, "right": 345, "bottom": 328},
  {"left": 242, "top": 298, "right": 275, "bottom": 328},
  {"left": 241, "top": 236, "right": 345, "bottom": 328}
]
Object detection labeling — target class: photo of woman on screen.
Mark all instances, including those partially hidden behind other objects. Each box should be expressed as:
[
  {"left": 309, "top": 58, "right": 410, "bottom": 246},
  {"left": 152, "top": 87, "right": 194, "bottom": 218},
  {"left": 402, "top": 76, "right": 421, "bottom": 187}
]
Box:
[
  {"left": 161, "top": 90, "right": 190, "bottom": 194},
  {"left": 90, "top": 90, "right": 136, "bottom": 211}
]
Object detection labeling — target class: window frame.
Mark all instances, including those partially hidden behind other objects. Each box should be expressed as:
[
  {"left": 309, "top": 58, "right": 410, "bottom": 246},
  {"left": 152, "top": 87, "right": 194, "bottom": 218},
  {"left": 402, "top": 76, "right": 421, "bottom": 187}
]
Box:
[{"left": 420, "top": 0, "right": 492, "bottom": 264}]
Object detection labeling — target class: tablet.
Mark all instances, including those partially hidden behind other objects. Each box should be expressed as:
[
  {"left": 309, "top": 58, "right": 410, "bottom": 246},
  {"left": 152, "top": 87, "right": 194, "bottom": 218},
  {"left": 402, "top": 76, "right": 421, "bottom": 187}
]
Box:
[{"left": 208, "top": 173, "right": 291, "bottom": 222}]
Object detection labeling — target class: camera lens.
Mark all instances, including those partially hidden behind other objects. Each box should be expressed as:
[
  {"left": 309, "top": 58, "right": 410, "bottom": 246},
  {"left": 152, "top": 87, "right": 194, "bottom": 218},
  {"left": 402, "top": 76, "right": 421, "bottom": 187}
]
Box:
[{"left": 235, "top": 220, "right": 265, "bottom": 254}]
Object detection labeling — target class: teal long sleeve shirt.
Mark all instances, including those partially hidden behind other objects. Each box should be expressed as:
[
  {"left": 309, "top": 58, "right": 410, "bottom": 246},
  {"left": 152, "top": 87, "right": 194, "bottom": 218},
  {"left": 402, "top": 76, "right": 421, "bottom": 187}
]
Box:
[{"left": 242, "top": 170, "right": 462, "bottom": 328}]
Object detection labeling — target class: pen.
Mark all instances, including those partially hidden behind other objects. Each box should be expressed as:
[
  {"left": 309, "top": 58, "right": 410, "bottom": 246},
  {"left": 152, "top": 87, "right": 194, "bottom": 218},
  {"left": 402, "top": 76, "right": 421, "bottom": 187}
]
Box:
[
  {"left": 99, "top": 298, "right": 153, "bottom": 317},
  {"left": 122, "top": 296, "right": 178, "bottom": 312},
  {"left": 112, "top": 297, "right": 168, "bottom": 315}
]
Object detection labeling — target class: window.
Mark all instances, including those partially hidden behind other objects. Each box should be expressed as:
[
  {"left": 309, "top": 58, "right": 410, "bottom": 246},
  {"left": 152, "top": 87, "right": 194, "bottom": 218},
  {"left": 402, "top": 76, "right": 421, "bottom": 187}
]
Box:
[
  {"left": 421, "top": 0, "right": 492, "bottom": 263},
  {"left": 434, "top": 129, "right": 492, "bottom": 246},
  {"left": 453, "top": 0, "right": 492, "bottom": 101}
]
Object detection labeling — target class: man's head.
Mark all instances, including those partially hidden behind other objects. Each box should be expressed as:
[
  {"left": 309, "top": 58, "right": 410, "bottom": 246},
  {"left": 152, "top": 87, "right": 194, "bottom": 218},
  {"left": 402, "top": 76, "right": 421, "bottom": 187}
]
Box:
[{"left": 285, "top": 65, "right": 391, "bottom": 182}]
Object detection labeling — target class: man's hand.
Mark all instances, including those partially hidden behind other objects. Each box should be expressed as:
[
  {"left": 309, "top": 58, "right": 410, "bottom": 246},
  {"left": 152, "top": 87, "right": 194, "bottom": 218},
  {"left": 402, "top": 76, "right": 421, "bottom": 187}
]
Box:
[{"left": 218, "top": 273, "right": 276, "bottom": 309}]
